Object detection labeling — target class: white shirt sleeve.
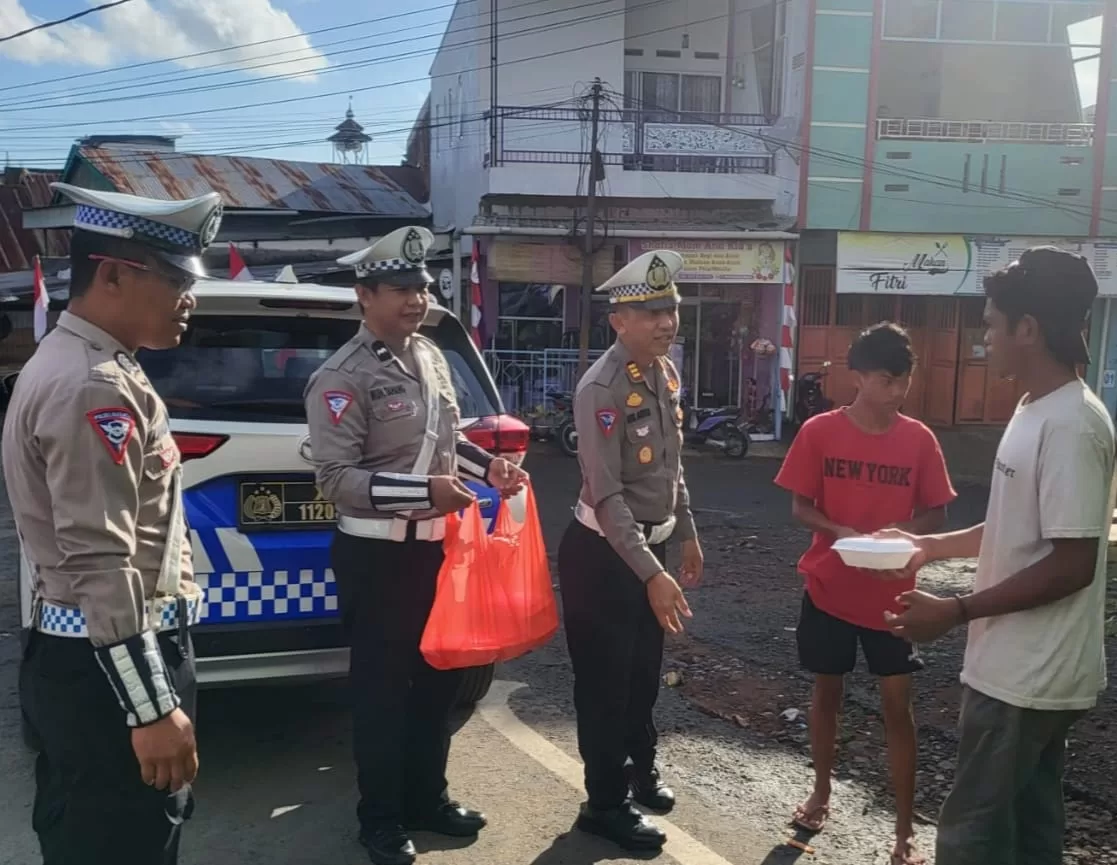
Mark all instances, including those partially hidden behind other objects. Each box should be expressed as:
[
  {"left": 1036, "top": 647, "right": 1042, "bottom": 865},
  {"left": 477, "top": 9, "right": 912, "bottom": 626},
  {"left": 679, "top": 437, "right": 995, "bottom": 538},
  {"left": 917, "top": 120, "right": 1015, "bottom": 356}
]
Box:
[{"left": 1037, "top": 421, "right": 1113, "bottom": 539}]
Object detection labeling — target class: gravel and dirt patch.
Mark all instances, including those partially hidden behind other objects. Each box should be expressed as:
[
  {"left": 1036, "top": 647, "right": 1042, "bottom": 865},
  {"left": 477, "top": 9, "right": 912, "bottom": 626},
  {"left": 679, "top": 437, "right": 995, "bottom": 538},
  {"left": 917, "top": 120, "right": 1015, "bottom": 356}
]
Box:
[{"left": 517, "top": 448, "right": 1117, "bottom": 864}]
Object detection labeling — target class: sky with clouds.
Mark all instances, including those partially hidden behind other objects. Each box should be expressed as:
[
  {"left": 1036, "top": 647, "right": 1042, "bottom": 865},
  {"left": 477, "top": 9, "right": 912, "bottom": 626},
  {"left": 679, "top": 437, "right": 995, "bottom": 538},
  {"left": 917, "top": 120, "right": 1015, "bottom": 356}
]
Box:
[{"left": 0, "top": 0, "right": 453, "bottom": 169}]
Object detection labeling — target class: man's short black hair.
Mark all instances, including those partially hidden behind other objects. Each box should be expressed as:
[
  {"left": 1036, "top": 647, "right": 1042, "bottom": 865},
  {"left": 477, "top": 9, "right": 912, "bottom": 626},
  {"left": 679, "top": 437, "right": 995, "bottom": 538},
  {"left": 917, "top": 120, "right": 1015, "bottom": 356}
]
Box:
[
  {"left": 983, "top": 245, "right": 1096, "bottom": 369},
  {"left": 847, "top": 322, "right": 916, "bottom": 376},
  {"left": 68, "top": 230, "right": 156, "bottom": 299}
]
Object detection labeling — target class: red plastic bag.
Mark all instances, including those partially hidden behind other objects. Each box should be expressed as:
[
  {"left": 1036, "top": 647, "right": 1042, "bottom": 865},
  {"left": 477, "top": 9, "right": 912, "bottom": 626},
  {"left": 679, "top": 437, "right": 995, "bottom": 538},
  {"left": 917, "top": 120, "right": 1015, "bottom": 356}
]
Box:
[{"left": 420, "top": 483, "right": 558, "bottom": 671}]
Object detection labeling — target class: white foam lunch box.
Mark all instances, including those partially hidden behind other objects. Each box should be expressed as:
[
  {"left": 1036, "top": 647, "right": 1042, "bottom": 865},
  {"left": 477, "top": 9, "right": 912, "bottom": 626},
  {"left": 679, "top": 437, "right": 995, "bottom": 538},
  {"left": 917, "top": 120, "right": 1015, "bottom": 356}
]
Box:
[{"left": 832, "top": 536, "right": 916, "bottom": 570}]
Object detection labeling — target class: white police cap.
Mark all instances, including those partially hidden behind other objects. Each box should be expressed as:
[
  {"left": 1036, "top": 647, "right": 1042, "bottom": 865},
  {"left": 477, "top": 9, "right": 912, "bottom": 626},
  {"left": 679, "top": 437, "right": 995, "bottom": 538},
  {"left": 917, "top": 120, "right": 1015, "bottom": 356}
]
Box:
[
  {"left": 596, "top": 249, "right": 684, "bottom": 311},
  {"left": 338, "top": 225, "right": 434, "bottom": 287},
  {"left": 51, "top": 182, "right": 223, "bottom": 278}
]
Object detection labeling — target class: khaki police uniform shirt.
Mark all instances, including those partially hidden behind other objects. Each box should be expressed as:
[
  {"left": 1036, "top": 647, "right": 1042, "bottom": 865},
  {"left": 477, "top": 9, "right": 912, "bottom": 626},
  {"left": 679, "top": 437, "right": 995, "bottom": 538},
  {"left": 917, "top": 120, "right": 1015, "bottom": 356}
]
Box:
[
  {"left": 1, "top": 311, "right": 194, "bottom": 648},
  {"left": 574, "top": 339, "right": 697, "bottom": 582},
  {"left": 304, "top": 324, "right": 492, "bottom": 518}
]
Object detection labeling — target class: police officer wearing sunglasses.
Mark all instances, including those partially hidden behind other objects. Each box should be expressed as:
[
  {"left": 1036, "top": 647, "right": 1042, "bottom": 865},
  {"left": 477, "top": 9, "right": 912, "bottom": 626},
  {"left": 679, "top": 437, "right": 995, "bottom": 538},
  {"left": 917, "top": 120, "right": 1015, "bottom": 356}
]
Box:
[{"left": 2, "top": 183, "right": 223, "bottom": 864}]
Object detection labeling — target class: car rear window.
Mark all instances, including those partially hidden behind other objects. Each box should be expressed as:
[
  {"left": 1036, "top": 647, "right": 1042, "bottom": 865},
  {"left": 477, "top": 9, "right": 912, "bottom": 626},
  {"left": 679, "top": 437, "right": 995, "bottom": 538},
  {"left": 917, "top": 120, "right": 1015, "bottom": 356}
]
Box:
[{"left": 136, "top": 314, "right": 501, "bottom": 423}]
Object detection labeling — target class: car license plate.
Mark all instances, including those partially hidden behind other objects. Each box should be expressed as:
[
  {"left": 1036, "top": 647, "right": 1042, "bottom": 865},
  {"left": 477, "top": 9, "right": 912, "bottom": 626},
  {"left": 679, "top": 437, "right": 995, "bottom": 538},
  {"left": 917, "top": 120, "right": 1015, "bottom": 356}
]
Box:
[{"left": 238, "top": 475, "right": 337, "bottom": 530}]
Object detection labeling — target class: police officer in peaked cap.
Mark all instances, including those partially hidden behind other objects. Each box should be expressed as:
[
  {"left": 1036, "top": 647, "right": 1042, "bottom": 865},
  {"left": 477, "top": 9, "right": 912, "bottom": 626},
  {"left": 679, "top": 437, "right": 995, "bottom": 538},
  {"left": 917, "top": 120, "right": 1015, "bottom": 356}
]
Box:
[
  {"left": 557, "top": 249, "right": 705, "bottom": 852},
  {"left": 303, "top": 226, "right": 529, "bottom": 865},
  {"left": 2, "top": 181, "right": 223, "bottom": 864}
]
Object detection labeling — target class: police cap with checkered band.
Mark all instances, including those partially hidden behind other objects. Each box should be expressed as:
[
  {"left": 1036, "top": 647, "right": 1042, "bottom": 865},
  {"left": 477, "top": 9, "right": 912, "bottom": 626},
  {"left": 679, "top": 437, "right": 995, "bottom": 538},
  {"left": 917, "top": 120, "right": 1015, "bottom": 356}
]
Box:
[
  {"left": 51, "top": 182, "right": 224, "bottom": 278},
  {"left": 337, "top": 225, "right": 435, "bottom": 288},
  {"left": 597, "top": 249, "right": 684, "bottom": 312}
]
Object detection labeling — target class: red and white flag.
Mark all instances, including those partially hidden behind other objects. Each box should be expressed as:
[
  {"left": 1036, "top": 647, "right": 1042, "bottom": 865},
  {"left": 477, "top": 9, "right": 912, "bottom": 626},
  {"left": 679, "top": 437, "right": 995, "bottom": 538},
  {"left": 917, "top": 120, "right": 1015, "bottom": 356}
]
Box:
[
  {"left": 469, "top": 239, "right": 484, "bottom": 349},
  {"left": 33, "top": 255, "right": 48, "bottom": 343},
  {"left": 228, "top": 243, "right": 254, "bottom": 282}
]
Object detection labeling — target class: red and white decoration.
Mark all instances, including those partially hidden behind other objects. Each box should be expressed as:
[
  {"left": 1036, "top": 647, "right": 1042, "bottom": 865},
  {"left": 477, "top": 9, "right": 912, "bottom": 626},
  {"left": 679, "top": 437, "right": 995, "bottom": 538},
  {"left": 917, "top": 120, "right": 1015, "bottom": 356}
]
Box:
[
  {"left": 228, "top": 243, "right": 254, "bottom": 281},
  {"left": 469, "top": 239, "right": 484, "bottom": 349},
  {"left": 33, "top": 255, "right": 48, "bottom": 343},
  {"left": 779, "top": 244, "right": 797, "bottom": 414}
]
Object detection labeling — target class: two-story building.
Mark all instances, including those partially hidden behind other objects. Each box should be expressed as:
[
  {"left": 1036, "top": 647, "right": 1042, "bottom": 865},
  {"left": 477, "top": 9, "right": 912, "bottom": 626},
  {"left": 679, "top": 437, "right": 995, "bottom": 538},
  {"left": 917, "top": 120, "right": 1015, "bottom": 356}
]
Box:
[
  {"left": 425, "top": 0, "right": 809, "bottom": 425},
  {"left": 796, "top": 0, "right": 1115, "bottom": 426}
]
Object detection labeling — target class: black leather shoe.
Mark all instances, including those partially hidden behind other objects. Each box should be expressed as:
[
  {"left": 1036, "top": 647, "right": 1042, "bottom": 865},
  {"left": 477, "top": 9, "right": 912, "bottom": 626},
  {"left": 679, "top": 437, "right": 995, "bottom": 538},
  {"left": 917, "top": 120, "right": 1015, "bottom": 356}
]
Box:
[
  {"left": 575, "top": 802, "right": 667, "bottom": 851},
  {"left": 627, "top": 766, "right": 676, "bottom": 813},
  {"left": 405, "top": 802, "right": 487, "bottom": 837},
  {"left": 358, "top": 827, "right": 417, "bottom": 865}
]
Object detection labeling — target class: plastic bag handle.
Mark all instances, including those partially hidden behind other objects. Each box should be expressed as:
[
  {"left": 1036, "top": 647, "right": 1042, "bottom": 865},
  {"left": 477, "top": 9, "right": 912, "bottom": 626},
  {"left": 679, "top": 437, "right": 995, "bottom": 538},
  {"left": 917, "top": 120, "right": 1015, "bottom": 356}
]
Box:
[{"left": 494, "top": 480, "right": 538, "bottom": 542}]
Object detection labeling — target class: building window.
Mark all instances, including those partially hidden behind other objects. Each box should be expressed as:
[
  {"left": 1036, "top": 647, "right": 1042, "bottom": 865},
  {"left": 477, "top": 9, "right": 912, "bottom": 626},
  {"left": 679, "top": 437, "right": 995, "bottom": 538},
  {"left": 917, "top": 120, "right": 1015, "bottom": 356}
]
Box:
[
  {"left": 882, "top": 0, "right": 939, "bottom": 39},
  {"left": 878, "top": 0, "right": 1102, "bottom": 124},
  {"left": 623, "top": 70, "right": 723, "bottom": 119},
  {"left": 495, "top": 283, "right": 565, "bottom": 351}
]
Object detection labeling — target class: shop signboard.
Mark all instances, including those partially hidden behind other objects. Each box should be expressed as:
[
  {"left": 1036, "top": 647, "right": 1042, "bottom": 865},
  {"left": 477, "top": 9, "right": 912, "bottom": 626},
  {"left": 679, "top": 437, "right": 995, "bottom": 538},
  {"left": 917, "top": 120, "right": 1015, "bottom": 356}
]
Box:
[
  {"left": 628, "top": 239, "right": 786, "bottom": 284},
  {"left": 837, "top": 232, "right": 1117, "bottom": 296}
]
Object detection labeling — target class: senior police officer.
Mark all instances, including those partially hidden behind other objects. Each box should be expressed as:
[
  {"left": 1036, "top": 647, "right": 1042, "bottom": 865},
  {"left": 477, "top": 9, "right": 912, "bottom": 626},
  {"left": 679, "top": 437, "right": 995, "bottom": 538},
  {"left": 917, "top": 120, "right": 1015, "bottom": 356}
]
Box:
[
  {"left": 2, "top": 182, "right": 223, "bottom": 864},
  {"left": 304, "top": 225, "right": 528, "bottom": 865},
  {"left": 557, "top": 249, "right": 705, "bottom": 852}
]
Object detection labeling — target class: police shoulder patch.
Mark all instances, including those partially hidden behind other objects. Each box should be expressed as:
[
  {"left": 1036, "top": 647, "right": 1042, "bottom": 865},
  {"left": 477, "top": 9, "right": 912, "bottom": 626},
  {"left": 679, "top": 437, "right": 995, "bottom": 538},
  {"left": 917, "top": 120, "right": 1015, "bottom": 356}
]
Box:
[
  {"left": 323, "top": 390, "right": 355, "bottom": 425},
  {"left": 596, "top": 408, "right": 618, "bottom": 436},
  {"left": 86, "top": 407, "right": 136, "bottom": 465}
]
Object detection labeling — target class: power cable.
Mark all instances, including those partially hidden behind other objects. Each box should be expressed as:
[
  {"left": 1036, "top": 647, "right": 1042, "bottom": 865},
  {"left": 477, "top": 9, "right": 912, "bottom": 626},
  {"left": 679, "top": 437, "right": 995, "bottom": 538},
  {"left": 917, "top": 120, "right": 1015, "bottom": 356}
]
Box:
[
  {"left": 0, "top": 0, "right": 457, "bottom": 93},
  {"left": 0, "top": 0, "right": 136, "bottom": 44},
  {"left": 0, "top": 0, "right": 707, "bottom": 132},
  {"left": 0, "top": 0, "right": 588, "bottom": 111},
  {"left": 603, "top": 86, "right": 1117, "bottom": 225},
  {"left": 0, "top": 0, "right": 653, "bottom": 114}
]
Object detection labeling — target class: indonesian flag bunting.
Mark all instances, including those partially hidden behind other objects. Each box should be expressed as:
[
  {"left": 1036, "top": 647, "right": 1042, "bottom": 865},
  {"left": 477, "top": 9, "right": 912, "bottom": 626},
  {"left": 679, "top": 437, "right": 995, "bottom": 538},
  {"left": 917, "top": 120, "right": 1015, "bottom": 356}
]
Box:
[
  {"left": 228, "top": 243, "right": 254, "bottom": 281},
  {"left": 779, "top": 244, "right": 797, "bottom": 414},
  {"left": 33, "top": 255, "right": 48, "bottom": 343},
  {"left": 469, "top": 239, "right": 484, "bottom": 349}
]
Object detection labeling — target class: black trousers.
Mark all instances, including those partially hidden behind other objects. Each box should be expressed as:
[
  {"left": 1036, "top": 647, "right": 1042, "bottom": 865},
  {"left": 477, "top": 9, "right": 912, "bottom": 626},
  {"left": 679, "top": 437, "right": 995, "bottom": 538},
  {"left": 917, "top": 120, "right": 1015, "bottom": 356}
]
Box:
[
  {"left": 19, "top": 629, "right": 197, "bottom": 865},
  {"left": 331, "top": 529, "right": 466, "bottom": 832},
  {"left": 557, "top": 520, "right": 666, "bottom": 809}
]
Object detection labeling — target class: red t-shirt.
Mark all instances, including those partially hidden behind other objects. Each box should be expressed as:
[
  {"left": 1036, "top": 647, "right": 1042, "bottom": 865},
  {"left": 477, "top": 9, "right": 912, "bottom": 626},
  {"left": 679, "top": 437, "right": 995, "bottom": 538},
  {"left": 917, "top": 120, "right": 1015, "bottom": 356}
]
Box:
[{"left": 774, "top": 409, "right": 957, "bottom": 631}]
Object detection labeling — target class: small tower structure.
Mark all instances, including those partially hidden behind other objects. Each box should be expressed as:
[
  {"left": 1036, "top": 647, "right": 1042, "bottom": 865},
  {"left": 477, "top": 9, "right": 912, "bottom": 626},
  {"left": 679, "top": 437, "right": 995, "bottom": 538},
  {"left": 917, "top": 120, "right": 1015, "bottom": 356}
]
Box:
[{"left": 329, "top": 98, "right": 372, "bottom": 164}]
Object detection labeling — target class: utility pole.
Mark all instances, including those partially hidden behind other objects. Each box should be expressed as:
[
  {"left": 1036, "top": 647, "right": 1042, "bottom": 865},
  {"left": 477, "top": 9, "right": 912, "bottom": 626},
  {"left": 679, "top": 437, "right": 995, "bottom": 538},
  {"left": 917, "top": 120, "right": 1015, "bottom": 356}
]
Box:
[{"left": 577, "top": 78, "right": 604, "bottom": 378}]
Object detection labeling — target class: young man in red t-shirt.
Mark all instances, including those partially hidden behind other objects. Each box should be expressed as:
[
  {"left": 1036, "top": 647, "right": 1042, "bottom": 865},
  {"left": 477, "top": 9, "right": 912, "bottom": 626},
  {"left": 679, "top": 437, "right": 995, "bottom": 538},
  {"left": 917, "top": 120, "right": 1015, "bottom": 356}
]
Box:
[{"left": 774, "top": 323, "right": 956, "bottom": 865}]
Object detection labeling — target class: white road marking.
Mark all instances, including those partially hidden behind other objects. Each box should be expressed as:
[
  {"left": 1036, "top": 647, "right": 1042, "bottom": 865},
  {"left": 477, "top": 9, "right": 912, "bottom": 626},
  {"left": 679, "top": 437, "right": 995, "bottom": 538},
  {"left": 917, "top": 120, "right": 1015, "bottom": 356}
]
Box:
[
  {"left": 215, "top": 527, "right": 263, "bottom": 571},
  {"left": 479, "top": 680, "right": 736, "bottom": 865}
]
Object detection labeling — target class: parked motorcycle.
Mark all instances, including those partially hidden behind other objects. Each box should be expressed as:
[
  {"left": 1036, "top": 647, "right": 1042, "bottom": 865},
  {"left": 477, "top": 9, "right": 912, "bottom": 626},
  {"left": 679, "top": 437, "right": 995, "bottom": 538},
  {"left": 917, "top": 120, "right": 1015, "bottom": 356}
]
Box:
[
  {"left": 527, "top": 389, "right": 579, "bottom": 456},
  {"left": 680, "top": 391, "right": 749, "bottom": 459},
  {"left": 793, "top": 361, "right": 834, "bottom": 427}
]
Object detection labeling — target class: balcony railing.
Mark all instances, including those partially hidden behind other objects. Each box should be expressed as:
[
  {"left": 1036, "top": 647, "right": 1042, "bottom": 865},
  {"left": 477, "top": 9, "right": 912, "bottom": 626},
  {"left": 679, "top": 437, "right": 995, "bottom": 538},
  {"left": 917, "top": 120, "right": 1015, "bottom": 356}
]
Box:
[
  {"left": 486, "top": 106, "right": 775, "bottom": 174},
  {"left": 877, "top": 118, "right": 1094, "bottom": 146}
]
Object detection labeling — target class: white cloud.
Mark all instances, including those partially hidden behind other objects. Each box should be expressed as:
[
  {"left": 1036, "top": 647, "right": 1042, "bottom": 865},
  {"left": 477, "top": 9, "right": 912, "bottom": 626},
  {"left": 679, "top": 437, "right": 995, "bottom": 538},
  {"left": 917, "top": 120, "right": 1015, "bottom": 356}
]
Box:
[{"left": 0, "top": 0, "right": 327, "bottom": 81}]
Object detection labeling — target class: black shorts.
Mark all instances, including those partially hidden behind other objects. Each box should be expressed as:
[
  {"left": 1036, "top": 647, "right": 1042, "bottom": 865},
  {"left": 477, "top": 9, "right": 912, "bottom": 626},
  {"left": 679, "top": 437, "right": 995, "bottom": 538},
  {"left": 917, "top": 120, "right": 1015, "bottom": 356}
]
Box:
[{"left": 796, "top": 592, "right": 923, "bottom": 677}]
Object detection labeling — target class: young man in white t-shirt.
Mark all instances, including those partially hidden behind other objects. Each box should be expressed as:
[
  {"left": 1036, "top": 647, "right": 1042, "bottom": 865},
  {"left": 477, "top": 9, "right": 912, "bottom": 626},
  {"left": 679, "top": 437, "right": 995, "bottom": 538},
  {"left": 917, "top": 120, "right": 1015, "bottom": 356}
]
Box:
[{"left": 879, "top": 246, "right": 1115, "bottom": 865}]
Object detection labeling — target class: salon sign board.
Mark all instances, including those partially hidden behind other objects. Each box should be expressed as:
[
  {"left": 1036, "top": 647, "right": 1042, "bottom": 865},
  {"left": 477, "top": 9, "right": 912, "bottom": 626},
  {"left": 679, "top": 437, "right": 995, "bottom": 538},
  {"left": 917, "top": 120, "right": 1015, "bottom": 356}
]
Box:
[{"left": 836, "top": 232, "right": 1117, "bottom": 297}]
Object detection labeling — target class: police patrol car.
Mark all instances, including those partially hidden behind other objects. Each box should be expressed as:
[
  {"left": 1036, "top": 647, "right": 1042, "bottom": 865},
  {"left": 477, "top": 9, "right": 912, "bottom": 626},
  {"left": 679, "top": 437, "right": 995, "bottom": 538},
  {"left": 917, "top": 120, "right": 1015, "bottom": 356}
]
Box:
[{"left": 16, "top": 279, "right": 529, "bottom": 715}]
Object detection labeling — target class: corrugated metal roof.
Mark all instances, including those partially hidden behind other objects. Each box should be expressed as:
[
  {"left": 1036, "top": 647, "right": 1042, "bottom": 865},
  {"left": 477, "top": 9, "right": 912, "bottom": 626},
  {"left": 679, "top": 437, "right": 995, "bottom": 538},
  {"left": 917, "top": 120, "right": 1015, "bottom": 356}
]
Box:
[
  {"left": 0, "top": 170, "right": 70, "bottom": 273},
  {"left": 75, "top": 145, "right": 430, "bottom": 217}
]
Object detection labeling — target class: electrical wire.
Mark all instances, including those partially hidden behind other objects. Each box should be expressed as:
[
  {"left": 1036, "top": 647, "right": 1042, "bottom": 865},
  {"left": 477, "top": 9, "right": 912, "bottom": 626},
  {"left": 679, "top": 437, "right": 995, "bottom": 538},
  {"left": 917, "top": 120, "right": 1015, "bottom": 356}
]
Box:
[
  {"left": 0, "top": 0, "right": 595, "bottom": 111},
  {"left": 602, "top": 85, "right": 1117, "bottom": 226},
  {"left": 0, "top": 0, "right": 713, "bottom": 133},
  {"left": 0, "top": 0, "right": 656, "bottom": 115},
  {"left": 0, "top": 0, "right": 136, "bottom": 45}
]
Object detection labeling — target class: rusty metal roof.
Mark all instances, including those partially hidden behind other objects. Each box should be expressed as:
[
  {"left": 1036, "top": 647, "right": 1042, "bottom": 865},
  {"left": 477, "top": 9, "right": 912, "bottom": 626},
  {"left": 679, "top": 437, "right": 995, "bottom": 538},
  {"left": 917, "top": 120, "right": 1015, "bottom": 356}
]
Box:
[
  {"left": 0, "top": 169, "right": 71, "bottom": 273},
  {"left": 75, "top": 145, "right": 429, "bottom": 216}
]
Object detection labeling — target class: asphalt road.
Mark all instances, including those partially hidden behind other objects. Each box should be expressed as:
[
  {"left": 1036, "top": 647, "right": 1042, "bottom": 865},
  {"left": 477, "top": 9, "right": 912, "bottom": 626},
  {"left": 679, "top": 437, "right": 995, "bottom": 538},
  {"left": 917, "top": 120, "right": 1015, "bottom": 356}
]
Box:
[{"left": 0, "top": 444, "right": 993, "bottom": 865}]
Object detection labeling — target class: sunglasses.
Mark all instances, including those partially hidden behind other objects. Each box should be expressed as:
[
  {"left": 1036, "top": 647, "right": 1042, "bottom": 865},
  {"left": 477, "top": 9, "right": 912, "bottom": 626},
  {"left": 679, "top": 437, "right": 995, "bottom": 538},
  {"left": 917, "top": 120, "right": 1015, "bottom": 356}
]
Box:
[{"left": 88, "top": 254, "right": 195, "bottom": 295}]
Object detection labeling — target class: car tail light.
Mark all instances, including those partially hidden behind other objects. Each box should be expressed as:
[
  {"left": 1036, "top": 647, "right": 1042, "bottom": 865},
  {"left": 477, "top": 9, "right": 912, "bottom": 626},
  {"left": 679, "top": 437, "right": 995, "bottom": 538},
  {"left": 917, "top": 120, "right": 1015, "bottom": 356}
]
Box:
[
  {"left": 463, "top": 414, "right": 530, "bottom": 466},
  {"left": 172, "top": 432, "right": 229, "bottom": 463}
]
